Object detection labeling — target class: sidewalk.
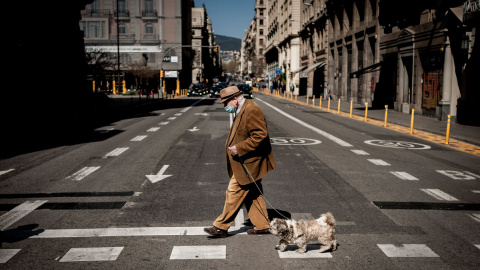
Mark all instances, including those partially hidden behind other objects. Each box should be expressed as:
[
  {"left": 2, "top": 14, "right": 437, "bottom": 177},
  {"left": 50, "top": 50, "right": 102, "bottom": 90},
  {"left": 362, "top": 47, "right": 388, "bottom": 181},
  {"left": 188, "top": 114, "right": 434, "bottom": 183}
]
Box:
[{"left": 255, "top": 89, "right": 480, "bottom": 156}]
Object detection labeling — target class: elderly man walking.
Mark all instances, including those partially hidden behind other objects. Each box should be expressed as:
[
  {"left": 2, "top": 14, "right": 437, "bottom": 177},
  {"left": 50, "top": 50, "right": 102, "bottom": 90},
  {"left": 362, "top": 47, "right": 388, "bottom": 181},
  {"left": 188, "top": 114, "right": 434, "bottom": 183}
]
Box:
[{"left": 204, "top": 86, "right": 276, "bottom": 238}]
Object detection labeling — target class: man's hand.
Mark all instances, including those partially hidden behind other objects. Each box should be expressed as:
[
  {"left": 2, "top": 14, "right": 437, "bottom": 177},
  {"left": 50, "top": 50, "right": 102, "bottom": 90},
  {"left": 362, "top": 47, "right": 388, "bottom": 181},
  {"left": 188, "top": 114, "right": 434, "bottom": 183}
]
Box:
[{"left": 229, "top": 146, "right": 238, "bottom": 155}]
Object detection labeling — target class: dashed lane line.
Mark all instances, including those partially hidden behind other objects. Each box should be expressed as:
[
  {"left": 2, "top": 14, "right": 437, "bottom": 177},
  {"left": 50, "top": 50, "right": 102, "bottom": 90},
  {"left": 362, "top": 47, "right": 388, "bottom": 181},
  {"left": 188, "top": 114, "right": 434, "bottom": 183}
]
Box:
[
  {"left": 103, "top": 147, "right": 129, "bottom": 158},
  {"left": 65, "top": 166, "right": 101, "bottom": 181},
  {"left": 367, "top": 159, "right": 391, "bottom": 166},
  {"left": 421, "top": 189, "right": 458, "bottom": 201},
  {"left": 377, "top": 244, "right": 439, "bottom": 257},
  {"left": 59, "top": 247, "right": 124, "bottom": 262},
  {"left": 0, "top": 169, "right": 14, "bottom": 176},
  {"left": 390, "top": 171, "right": 419, "bottom": 180}
]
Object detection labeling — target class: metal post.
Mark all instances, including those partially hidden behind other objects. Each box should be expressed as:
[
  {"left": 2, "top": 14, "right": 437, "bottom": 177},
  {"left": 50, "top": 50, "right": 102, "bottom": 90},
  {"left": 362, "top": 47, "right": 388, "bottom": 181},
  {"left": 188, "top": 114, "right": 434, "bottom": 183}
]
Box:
[
  {"left": 445, "top": 115, "right": 451, "bottom": 144},
  {"left": 365, "top": 102, "right": 368, "bottom": 122},
  {"left": 350, "top": 99, "right": 353, "bottom": 117},
  {"left": 338, "top": 99, "right": 341, "bottom": 114},
  {"left": 384, "top": 105, "right": 388, "bottom": 127},
  {"left": 410, "top": 108, "right": 415, "bottom": 134}
]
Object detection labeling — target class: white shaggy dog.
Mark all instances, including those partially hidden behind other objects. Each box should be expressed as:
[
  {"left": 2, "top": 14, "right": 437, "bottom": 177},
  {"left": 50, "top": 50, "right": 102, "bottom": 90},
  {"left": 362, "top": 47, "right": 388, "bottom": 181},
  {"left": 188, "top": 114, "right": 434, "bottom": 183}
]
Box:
[{"left": 269, "top": 212, "right": 337, "bottom": 253}]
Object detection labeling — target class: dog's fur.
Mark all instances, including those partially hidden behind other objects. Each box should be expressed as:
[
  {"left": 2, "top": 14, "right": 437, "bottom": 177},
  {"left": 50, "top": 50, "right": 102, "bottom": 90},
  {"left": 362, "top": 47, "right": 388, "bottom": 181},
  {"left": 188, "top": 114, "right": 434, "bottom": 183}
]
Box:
[{"left": 269, "top": 212, "right": 337, "bottom": 253}]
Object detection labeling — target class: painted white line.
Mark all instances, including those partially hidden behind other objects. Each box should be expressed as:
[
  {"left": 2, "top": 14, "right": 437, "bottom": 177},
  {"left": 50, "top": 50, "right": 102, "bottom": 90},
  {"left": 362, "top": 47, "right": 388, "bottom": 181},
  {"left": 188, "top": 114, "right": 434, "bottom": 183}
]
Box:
[
  {"left": 421, "top": 189, "right": 458, "bottom": 201},
  {"left": 390, "top": 171, "right": 418, "bottom": 181},
  {"left": 468, "top": 213, "right": 480, "bottom": 223},
  {"left": 131, "top": 135, "right": 147, "bottom": 141},
  {"left": 31, "top": 227, "right": 209, "bottom": 238},
  {"left": 66, "top": 166, "right": 101, "bottom": 181},
  {"left": 180, "top": 98, "right": 205, "bottom": 113},
  {"left": 174, "top": 113, "right": 182, "bottom": 116},
  {"left": 159, "top": 121, "right": 169, "bottom": 125},
  {"left": 377, "top": 244, "right": 439, "bottom": 257},
  {"left": 147, "top": 127, "right": 160, "bottom": 132},
  {"left": 277, "top": 244, "right": 333, "bottom": 258},
  {"left": 351, "top": 150, "right": 369, "bottom": 155},
  {"left": 146, "top": 165, "right": 172, "bottom": 183},
  {"left": 170, "top": 246, "right": 226, "bottom": 260},
  {"left": 475, "top": 244, "right": 480, "bottom": 250},
  {"left": 368, "top": 159, "right": 391, "bottom": 166},
  {"left": 60, "top": 247, "right": 123, "bottom": 262},
  {"left": 472, "top": 190, "right": 480, "bottom": 194},
  {"left": 96, "top": 128, "right": 114, "bottom": 133},
  {"left": 0, "top": 249, "right": 21, "bottom": 263},
  {"left": 188, "top": 126, "right": 200, "bottom": 132},
  {"left": 256, "top": 98, "right": 353, "bottom": 147},
  {"left": 103, "top": 147, "right": 129, "bottom": 158},
  {"left": 168, "top": 117, "right": 177, "bottom": 120},
  {"left": 0, "top": 200, "right": 48, "bottom": 231},
  {"left": 0, "top": 169, "right": 15, "bottom": 176}
]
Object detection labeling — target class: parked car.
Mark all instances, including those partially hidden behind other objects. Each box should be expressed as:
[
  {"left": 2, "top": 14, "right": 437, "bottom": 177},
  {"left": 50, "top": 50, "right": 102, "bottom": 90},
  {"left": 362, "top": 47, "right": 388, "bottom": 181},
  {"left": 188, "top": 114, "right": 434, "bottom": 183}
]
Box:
[
  {"left": 237, "top": 84, "right": 253, "bottom": 99},
  {"left": 188, "top": 83, "right": 205, "bottom": 96}
]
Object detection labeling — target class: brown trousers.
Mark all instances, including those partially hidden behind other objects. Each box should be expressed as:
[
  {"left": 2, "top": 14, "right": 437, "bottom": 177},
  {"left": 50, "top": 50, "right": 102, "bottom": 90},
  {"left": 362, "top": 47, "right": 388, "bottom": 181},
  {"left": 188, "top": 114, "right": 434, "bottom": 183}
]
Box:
[{"left": 213, "top": 175, "right": 270, "bottom": 231}]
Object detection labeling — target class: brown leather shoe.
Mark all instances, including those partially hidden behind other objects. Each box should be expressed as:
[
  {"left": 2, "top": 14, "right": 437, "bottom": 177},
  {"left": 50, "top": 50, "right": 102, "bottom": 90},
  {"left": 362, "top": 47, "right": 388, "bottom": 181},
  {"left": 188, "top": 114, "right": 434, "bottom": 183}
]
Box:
[
  {"left": 204, "top": 226, "right": 228, "bottom": 238},
  {"left": 247, "top": 228, "right": 271, "bottom": 235}
]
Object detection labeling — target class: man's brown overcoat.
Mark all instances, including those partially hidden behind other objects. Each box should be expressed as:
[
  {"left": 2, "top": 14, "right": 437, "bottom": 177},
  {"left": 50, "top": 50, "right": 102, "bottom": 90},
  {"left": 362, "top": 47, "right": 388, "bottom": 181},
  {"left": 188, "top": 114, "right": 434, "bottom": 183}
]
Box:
[{"left": 225, "top": 99, "right": 275, "bottom": 185}]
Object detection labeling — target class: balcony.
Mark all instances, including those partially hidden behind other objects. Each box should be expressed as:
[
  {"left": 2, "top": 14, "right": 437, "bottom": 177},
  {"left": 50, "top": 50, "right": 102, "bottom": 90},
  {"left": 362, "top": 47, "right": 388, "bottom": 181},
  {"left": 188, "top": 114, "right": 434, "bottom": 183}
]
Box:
[
  {"left": 142, "top": 10, "right": 158, "bottom": 18},
  {"left": 81, "top": 9, "right": 111, "bottom": 18},
  {"left": 140, "top": 34, "right": 160, "bottom": 44},
  {"left": 115, "top": 10, "right": 130, "bottom": 20},
  {"left": 110, "top": 33, "right": 136, "bottom": 40}
]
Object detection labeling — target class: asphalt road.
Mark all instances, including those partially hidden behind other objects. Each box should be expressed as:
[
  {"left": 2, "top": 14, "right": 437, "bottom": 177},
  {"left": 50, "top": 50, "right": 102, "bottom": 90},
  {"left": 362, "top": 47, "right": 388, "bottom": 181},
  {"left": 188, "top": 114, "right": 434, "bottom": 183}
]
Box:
[{"left": 0, "top": 93, "right": 479, "bottom": 269}]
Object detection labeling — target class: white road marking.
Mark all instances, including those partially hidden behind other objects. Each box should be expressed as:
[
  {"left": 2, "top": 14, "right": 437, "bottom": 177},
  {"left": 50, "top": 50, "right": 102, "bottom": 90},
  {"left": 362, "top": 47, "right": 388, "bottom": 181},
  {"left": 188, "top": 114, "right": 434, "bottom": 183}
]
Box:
[
  {"left": 146, "top": 165, "right": 172, "bottom": 183},
  {"left": 168, "top": 117, "right": 177, "bottom": 120},
  {"left": 0, "top": 200, "right": 48, "bottom": 231},
  {"left": 180, "top": 98, "right": 205, "bottom": 113},
  {"left": 175, "top": 113, "right": 182, "bottom": 116},
  {"left": 31, "top": 227, "right": 209, "bottom": 238},
  {"left": 351, "top": 150, "right": 369, "bottom": 155},
  {"left": 277, "top": 244, "right": 333, "bottom": 258},
  {"left": 65, "top": 166, "right": 101, "bottom": 181},
  {"left": 103, "top": 147, "right": 129, "bottom": 158},
  {"left": 390, "top": 171, "right": 419, "bottom": 181},
  {"left": 170, "top": 246, "right": 226, "bottom": 260},
  {"left": 0, "top": 249, "right": 21, "bottom": 263},
  {"left": 60, "top": 247, "right": 123, "bottom": 262},
  {"left": 131, "top": 135, "right": 147, "bottom": 141},
  {"left": 147, "top": 127, "right": 160, "bottom": 132},
  {"left": 468, "top": 213, "right": 480, "bottom": 223},
  {"left": 472, "top": 190, "right": 480, "bottom": 194},
  {"left": 475, "top": 245, "right": 480, "bottom": 250},
  {"left": 437, "top": 170, "right": 479, "bottom": 180},
  {"left": 377, "top": 244, "right": 439, "bottom": 257},
  {"left": 96, "top": 128, "right": 114, "bottom": 133},
  {"left": 421, "top": 189, "right": 458, "bottom": 201},
  {"left": 188, "top": 126, "right": 199, "bottom": 132},
  {"left": 0, "top": 169, "right": 15, "bottom": 176},
  {"left": 256, "top": 98, "right": 353, "bottom": 147},
  {"left": 159, "top": 121, "right": 169, "bottom": 125},
  {"left": 368, "top": 159, "right": 391, "bottom": 166},
  {"left": 195, "top": 113, "right": 209, "bottom": 116}
]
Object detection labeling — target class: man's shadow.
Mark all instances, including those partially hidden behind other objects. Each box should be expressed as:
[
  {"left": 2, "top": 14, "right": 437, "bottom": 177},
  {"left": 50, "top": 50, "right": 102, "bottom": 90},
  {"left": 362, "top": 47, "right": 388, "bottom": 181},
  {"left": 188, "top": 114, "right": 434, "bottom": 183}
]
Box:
[{"left": 0, "top": 224, "right": 44, "bottom": 248}]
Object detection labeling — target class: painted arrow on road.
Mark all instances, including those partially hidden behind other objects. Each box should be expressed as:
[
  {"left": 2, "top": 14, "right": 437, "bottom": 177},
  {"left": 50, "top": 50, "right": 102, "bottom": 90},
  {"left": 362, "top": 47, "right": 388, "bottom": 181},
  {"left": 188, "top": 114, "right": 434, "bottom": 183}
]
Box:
[
  {"left": 188, "top": 127, "right": 199, "bottom": 132},
  {"left": 146, "top": 165, "right": 172, "bottom": 183}
]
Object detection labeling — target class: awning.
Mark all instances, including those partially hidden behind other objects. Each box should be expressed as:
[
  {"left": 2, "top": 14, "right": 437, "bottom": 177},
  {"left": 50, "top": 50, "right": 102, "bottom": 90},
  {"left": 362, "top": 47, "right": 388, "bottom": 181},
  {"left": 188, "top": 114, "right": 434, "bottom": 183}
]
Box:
[
  {"left": 349, "top": 62, "right": 382, "bottom": 78},
  {"left": 300, "top": 62, "right": 325, "bottom": 77},
  {"left": 292, "top": 65, "right": 307, "bottom": 73}
]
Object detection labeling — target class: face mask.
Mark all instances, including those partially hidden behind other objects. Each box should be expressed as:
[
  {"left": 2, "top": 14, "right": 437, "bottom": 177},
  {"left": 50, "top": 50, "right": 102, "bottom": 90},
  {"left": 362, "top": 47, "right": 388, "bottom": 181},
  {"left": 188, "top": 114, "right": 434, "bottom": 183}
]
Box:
[{"left": 224, "top": 105, "right": 236, "bottom": 113}]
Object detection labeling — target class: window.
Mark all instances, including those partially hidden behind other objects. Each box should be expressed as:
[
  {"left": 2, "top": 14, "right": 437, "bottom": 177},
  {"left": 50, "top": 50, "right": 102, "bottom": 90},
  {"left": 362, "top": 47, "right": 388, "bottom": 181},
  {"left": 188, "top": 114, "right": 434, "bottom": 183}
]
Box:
[
  {"left": 145, "top": 23, "right": 154, "bottom": 34},
  {"left": 259, "top": 38, "right": 264, "bottom": 45},
  {"left": 144, "top": 0, "right": 154, "bottom": 11},
  {"left": 260, "top": 29, "right": 264, "bottom": 35},
  {"left": 260, "top": 19, "right": 264, "bottom": 25},
  {"left": 119, "top": 23, "right": 127, "bottom": 34},
  {"left": 118, "top": 0, "right": 127, "bottom": 12},
  {"left": 80, "top": 21, "right": 106, "bottom": 38}
]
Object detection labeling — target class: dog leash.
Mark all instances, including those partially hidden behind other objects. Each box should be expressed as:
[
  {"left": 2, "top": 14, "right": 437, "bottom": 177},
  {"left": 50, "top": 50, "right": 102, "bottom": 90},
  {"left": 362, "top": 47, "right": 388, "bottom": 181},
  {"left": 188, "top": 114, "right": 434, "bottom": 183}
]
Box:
[{"left": 239, "top": 157, "right": 291, "bottom": 221}]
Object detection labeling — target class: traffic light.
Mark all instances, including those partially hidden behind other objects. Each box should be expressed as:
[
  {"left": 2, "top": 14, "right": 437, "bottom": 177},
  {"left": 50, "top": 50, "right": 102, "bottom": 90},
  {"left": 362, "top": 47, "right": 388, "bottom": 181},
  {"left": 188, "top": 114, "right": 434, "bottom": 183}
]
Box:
[{"left": 160, "top": 70, "right": 164, "bottom": 78}]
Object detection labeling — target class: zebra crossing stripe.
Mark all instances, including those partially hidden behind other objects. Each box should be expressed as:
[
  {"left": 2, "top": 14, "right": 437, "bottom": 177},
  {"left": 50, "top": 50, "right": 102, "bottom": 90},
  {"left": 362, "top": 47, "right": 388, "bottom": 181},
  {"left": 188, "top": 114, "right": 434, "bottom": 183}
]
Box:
[
  {"left": 0, "top": 169, "right": 14, "bottom": 176},
  {"left": 0, "top": 200, "right": 47, "bottom": 231},
  {"left": 377, "top": 244, "right": 439, "bottom": 257},
  {"left": 468, "top": 213, "right": 480, "bottom": 223},
  {"left": 277, "top": 244, "right": 333, "bottom": 258},
  {"left": 147, "top": 127, "right": 160, "bottom": 132},
  {"left": 131, "top": 135, "right": 147, "bottom": 141},
  {"left": 368, "top": 159, "right": 391, "bottom": 166},
  {"left": 103, "top": 147, "right": 129, "bottom": 158},
  {"left": 66, "top": 166, "right": 101, "bottom": 181},
  {"left": 390, "top": 171, "right": 418, "bottom": 180},
  {"left": 0, "top": 249, "right": 21, "bottom": 263},
  {"left": 421, "top": 189, "right": 458, "bottom": 201},
  {"left": 60, "top": 247, "right": 123, "bottom": 262},
  {"left": 170, "top": 246, "right": 226, "bottom": 260}
]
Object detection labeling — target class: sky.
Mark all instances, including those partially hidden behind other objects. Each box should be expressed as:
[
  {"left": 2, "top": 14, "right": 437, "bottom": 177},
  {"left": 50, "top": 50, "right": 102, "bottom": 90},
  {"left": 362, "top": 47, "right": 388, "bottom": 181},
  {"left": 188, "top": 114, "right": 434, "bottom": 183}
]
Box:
[{"left": 194, "top": 0, "right": 256, "bottom": 39}]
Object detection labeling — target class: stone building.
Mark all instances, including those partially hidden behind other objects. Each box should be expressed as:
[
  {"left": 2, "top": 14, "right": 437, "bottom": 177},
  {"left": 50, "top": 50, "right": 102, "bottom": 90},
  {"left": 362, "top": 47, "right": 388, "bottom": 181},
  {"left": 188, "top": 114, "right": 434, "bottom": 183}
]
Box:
[{"left": 192, "top": 4, "right": 217, "bottom": 84}]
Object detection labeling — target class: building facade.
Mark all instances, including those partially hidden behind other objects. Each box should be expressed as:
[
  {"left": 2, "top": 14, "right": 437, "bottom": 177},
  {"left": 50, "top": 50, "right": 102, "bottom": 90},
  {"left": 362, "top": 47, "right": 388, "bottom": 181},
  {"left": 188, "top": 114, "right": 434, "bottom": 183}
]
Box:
[
  {"left": 192, "top": 4, "right": 217, "bottom": 84},
  {"left": 81, "top": 0, "right": 194, "bottom": 91}
]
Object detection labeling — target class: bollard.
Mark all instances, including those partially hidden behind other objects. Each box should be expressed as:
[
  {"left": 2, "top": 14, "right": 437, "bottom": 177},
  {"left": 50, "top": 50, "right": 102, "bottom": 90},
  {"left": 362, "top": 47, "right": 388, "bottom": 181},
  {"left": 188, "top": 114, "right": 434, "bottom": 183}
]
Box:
[
  {"left": 384, "top": 105, "right": 388, "bottom": 127},
  {"left": 338, "top": 99, "right": 341, "bottom": 114},
  {"left": 328, "top": 97, "right": 331, "bottom": 111},
  {"left": 410, "top": 108, "right": 415, "bottom": 134},
  {"left": 364, "top": 102, "right": 368, "bottom": 122},
  {"left": 320, "top": 98, "right": 322, "bottom": 108},
  {"left": 307, "top": 96, "right": 309, "bottom": 105},
  {"left": 295, "top": 95, "right": 297, "bottom": 102},
  {"left": 284, "top": 92, "right": 286, "bottom": 99},
  {"left": 312, "top": 96, "right": 315, "bottom": 107},
  {"left": 445, "top": 115, "right": 451, "bottom": 144},
  {"left": 350, "top": 99, "right": 353, "bottom": 117}
]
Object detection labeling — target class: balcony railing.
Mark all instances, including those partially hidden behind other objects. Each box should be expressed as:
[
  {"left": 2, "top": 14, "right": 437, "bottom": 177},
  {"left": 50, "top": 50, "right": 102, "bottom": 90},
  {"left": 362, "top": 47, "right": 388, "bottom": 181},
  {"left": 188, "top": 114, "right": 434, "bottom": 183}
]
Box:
[
  {"left": 81, "top": 9, "right": 111, "bottom": 17},
  {"left": 110, "top": 33, "right": 136, "bottom": 40},
  {"left": 142, "top": 10, "right": 158, "bottom": 17},
  {"left": 115, "top": 10, "right": 130, "bottom": 18},
  {"left": 142, "top": 34, "right": 159, "bottom": 40}
]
